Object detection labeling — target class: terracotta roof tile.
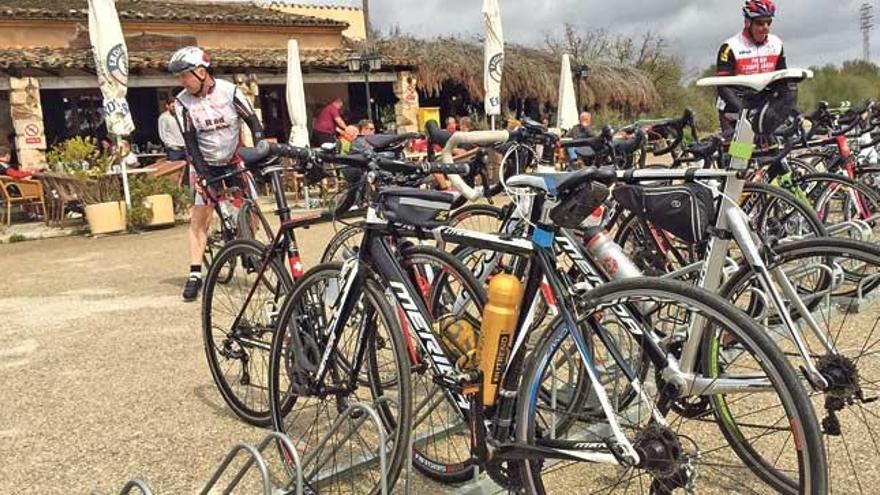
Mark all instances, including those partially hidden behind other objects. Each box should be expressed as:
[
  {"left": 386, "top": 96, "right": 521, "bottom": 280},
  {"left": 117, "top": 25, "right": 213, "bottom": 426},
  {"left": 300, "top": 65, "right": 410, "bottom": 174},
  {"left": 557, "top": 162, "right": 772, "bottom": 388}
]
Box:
[
  {"left": 0, "top": 0, "right": 347, "bottom": 28},
  {"left": 0, "top": 46, "right": 414, "bottom": 73}
]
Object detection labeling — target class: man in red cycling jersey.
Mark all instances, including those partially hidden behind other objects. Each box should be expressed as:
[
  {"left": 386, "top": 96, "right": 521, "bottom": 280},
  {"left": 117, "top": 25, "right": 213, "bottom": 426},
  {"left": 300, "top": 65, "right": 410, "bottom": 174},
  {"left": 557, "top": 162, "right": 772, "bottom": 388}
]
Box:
[{"left": 716, "top": 0, "right": 786, "bottom": 136}]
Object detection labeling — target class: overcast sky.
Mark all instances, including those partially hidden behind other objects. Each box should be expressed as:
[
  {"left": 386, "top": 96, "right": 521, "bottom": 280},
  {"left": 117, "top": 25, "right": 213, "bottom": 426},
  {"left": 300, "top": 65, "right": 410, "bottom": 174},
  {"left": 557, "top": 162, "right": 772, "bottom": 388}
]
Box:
[{"left": 368, "top": 0, "right": 872, "bottom": 73}]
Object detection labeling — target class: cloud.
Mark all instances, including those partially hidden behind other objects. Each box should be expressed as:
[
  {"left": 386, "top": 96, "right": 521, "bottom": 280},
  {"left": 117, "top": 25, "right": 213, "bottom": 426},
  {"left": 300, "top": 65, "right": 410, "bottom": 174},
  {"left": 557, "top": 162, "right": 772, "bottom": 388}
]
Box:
[{"left": 371, "top": 0, "right": 871, "bottom": 70}]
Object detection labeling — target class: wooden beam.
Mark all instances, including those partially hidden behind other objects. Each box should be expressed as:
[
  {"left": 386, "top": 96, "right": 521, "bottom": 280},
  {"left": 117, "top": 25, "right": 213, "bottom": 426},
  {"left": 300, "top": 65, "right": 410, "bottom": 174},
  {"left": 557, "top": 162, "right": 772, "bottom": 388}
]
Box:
[{"left": 35, "top": 71, "right": 399, "bottom": 89}]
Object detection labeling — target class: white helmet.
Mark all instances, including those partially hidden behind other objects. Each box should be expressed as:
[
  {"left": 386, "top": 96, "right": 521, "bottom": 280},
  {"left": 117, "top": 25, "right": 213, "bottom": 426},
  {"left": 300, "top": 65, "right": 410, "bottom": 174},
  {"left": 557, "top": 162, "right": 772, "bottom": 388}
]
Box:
[{"left": 167, "top": 46, "right": 210, "bottom": 75}]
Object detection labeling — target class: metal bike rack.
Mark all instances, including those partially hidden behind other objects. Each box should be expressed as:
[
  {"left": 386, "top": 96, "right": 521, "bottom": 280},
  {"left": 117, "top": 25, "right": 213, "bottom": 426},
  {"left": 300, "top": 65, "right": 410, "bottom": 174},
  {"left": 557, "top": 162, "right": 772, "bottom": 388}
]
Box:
[
  {"left": 826, "top": 219, "right": 872, "bottom": 241},
  {"left": 119, "top": 479, "right": 153, "bottom": 495},
  {"left": 297, "top": 399, "right": 390, "bottom": 495},
  {"left": 200, "top": 431, "right": 303, "bottom": 495}
]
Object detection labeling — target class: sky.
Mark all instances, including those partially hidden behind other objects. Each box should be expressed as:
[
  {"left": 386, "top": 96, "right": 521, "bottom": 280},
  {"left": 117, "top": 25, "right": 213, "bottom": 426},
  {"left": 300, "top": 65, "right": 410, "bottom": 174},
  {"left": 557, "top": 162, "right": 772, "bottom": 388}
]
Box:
[{"left": 366, "top": 0, "right": 873, "bottom": 73}]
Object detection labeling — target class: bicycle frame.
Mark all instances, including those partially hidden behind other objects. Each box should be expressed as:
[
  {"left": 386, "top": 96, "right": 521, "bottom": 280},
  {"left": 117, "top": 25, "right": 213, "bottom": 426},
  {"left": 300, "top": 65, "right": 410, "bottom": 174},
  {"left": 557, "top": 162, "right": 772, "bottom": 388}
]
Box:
[
  {"left": 436, "top": 194, "right": 780, "bottom": 468},
  {"left": 309, "top": 207, "right": 475, "bottom": 413}
]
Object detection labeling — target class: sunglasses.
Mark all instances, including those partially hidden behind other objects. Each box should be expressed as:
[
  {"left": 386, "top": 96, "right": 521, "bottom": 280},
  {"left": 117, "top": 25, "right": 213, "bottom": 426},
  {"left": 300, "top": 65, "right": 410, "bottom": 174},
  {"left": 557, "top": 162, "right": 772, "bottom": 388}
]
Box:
[{"left": 752, "top": 19, "right": 773, "bottom": 27}]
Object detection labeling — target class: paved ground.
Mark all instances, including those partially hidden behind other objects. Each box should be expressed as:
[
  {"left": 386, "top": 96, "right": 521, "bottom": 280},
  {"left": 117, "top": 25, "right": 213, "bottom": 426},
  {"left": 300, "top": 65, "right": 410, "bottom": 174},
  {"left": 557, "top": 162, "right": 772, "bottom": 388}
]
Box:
[
  {"left": 4, "top": 213, "right": 880, "bottom": 494},
  {"left": 0, "top": 221, "right": 349, "bottom": 494}
]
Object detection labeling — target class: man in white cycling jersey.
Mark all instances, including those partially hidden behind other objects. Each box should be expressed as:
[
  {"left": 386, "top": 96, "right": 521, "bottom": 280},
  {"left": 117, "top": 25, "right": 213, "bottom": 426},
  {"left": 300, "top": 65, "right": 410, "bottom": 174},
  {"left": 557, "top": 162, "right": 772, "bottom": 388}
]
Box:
[
  {"left": 716, "top": 0, "right": 786, "bottom": 137},
  {"left": 168, "top": 46, "right": 265, "bottom": 301}
]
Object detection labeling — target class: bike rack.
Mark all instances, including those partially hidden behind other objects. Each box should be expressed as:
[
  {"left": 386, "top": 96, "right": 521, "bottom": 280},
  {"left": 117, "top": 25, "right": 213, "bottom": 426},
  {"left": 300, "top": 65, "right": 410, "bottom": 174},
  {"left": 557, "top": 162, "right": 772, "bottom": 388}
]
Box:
[
  {"left": 826, "top": 219, "right": 872, "bottom": 242},
  {"left": 295, "top": 399, "right": 390, "bottom": 495},
  {"left": 119, "top": 479, "right": 153, "bottom": 495},
  {"left": 200, "top": 431, "right": 303, "bottom": 495}
]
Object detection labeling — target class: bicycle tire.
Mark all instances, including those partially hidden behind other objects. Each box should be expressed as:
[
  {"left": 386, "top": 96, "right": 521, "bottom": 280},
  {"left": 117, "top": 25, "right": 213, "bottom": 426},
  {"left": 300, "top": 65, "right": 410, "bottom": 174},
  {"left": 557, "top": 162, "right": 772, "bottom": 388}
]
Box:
[
  {"left": 320, "top": 221, "right": 366, "bottom": 263},
  {"left": 801, "top": 172, "right": 880, "bottom": 241},
  {"left": 237, "top": 201, "right": 274, "bottom": 245},
  {"left": 202, "top": 239, "right": 293, "bottom": 426},
  {"left": 448, "top": 204, "right": 504, "bottom": 233},
  {"left": 516, "top": 277, "right": 827, "bottom": 494},
  {"left": 398, "top": 245, "right": 489, "bottom": 484},
  {"left": 268, "top": 262, "right": 412, "bottom": 495}
]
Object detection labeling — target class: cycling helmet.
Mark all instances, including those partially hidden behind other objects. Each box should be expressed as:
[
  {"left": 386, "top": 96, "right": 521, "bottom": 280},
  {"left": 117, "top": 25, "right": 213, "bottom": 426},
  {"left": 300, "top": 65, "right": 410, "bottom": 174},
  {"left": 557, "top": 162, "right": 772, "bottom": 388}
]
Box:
[
  {"left": 167, "top": 46, "right": 210, "bottom": 75},
  {"left": 743, "top": 0, "right": 776, "bottom": 19}
]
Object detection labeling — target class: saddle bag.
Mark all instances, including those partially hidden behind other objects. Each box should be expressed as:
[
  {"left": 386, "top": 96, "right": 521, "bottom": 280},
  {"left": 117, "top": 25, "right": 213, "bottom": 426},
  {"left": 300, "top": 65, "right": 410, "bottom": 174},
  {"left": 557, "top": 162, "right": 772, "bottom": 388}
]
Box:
[
  {"left": 613, "top": 183, "right": 715, "bottom": 244},
  {"left": 378, "top": 187, "right": 455, "bottom": 229}
]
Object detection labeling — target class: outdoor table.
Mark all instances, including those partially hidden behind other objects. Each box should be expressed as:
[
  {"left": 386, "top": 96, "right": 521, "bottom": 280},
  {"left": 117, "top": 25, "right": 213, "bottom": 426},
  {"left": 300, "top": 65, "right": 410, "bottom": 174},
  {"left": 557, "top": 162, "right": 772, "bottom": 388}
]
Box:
[{"left": 136, "top": 153, "right": 166, "bottom": 166}]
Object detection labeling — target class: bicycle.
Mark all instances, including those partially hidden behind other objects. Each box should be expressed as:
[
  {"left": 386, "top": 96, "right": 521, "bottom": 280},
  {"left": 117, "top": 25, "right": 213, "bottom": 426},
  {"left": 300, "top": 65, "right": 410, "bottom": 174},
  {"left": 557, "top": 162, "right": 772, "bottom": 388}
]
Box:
[
  {"left": 266, "top": 156, "right": 487, "bottom": 493},
  {"left": 200, "top": 164, "right": 273, "bottom": 284},
  {"left": 201, "top": 141, "right": 326, "bottom": 426},
  {"left": 430, "top": 164, "right": 827, "bottom": 492}
]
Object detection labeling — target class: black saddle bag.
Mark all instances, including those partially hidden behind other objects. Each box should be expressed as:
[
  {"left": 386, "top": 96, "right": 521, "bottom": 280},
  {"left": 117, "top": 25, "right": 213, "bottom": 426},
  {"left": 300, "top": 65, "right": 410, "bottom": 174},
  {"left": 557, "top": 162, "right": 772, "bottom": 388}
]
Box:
[
  {"left": 613, "top": 183, "right": 715, "bottom": 244},
  {"left": 378, "top": 187, "right": 455, "bottom": 228}
]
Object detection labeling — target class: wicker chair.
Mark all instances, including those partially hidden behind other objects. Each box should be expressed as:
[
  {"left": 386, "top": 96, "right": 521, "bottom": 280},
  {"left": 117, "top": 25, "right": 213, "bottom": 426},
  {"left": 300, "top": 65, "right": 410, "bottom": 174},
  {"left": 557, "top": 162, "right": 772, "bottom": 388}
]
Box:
[{"left": 0, "top": 176, "right": 47, "bottom": 225}]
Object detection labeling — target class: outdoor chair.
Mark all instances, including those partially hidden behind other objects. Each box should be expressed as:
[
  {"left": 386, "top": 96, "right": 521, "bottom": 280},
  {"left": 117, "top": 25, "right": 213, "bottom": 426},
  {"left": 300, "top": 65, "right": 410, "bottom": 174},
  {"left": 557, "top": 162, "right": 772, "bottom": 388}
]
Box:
[
  {"left": 36, "top": 172, "right": 90, "bottom": 227},
  {"left": 0, "top": 176, "right": 46, "bottom": 226}
]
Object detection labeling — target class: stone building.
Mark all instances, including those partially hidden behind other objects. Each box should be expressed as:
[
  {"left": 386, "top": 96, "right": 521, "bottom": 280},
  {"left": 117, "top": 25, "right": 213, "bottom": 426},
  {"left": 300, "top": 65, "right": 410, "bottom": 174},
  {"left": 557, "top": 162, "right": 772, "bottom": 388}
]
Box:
[{"left": 0, "top": 0, "right": 418, "bottom": 169}]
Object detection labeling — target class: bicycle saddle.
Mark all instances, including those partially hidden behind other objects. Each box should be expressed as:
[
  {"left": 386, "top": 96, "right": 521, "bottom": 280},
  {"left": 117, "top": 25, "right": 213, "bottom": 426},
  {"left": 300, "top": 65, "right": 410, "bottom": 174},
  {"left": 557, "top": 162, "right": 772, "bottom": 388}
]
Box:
[
  {"left": 425, "top": 120, "right": 452, "bottom": 148},
  {"left": 697, "top": 68, "right": 813, "bottom": 92}
]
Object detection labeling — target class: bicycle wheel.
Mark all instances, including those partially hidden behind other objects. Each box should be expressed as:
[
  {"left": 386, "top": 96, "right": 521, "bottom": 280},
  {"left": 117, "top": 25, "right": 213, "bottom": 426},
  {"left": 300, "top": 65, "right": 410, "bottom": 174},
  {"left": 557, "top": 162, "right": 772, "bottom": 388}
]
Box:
[
  {"left": 448, "top": 204, "right": 504, "bottom": 234},
  {"left": 238, "top": 200, "right": 274, "bottom": 245},
  {"left": 268, "top": 262, "right": 411, "bottom": 495},
  {"left": 517, "top": 277, "right": 826, "bottom": 494},
  {"left": 202, "top": 239, "right": 292, "bottom": 426},
  {"left": 720, "top": 237, "right": 880, "bottom": 493},
  {"left": 321, "top": 221, "right": 365, "bottom": 263},
  {"left": 397, "top": 245, "right": 488, "bottom": 484},
  {"left": 802, "top": 172, "right": 880, "bottom": 241},
  {"left": 739, "top": 182, "right": 827, "bottom": 241}
]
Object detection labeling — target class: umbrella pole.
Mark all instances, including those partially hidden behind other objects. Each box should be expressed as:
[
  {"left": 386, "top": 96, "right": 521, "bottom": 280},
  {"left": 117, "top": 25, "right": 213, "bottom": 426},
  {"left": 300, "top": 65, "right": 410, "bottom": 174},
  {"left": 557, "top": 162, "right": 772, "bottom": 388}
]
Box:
[
  {"left": 491, "top": 115, "right": 495, "bottom": 131},
  {"left": 117, "top": 135, "right": 132, "bottom": 207}
]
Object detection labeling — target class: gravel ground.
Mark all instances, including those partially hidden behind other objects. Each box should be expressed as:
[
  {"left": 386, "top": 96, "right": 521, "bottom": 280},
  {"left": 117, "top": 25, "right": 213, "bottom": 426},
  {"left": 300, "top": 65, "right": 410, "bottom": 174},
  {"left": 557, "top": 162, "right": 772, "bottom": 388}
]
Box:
[{"left": 3, "top": 213, "right": 880, "bottom": 494}]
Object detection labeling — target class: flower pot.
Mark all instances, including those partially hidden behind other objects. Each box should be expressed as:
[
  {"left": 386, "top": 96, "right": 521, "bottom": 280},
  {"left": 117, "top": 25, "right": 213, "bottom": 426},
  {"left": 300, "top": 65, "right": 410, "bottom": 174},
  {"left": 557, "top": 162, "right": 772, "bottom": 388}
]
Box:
[
  {"left": 85, "top": 201, "right": 127, "bottom": 235},
  {"left": 144, "top": 194, "right": 175, "bottom": 226}
]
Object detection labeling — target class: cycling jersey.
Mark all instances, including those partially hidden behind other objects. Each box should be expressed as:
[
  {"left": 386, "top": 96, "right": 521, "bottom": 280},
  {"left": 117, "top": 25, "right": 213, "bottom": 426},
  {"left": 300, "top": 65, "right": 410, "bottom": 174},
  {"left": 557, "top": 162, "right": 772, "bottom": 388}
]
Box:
[
  {"left": 715, "top": 30, "right": 787, "bottom": 119},
  {"left": 175, "top": 79, "right": 264, "bottom": 169}
]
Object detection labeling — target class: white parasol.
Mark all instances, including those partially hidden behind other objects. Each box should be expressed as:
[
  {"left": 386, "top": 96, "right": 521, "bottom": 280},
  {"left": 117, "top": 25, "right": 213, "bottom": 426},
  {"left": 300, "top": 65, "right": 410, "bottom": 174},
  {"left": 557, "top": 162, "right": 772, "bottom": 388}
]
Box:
[
  {"left": 89, "top": 0, "right": 136, "bottom": 207},
  {"left": 557, "top": 54, "right": 579, "bottom": 131},
  {"left": 482, "top": 0, "right": 504, "bottom": 128}
]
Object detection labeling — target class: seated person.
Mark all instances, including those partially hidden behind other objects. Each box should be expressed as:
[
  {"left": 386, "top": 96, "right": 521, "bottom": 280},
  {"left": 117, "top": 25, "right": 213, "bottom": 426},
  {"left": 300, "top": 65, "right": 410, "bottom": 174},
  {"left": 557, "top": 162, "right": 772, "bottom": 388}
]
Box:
[
  {"left": 0, "top": 146, "right": 32, "bottom": 180},
  {"left": 567, "top": 112, "right": 597, "bottom": 163},
  {"left": 112, "top": 140, "right": 140, "bottom": 170},
  {"left": 1, "top": 145, "right": 42, "bottom": 220},
  {"left": 351, "top": 119, "right": 376, "bottom": 155},
  {"left": 339, "top": 125, "right": 359, "bottom": 155}
]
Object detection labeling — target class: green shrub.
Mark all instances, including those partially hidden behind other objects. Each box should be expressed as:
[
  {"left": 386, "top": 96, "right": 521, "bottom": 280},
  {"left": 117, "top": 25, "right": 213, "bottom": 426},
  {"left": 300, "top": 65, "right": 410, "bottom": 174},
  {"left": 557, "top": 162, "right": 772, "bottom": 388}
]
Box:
[
  {"left": 127, "top": 175, "right": 191, "bottom": 229},
  {"left": 8, "top": 234, "right": 26, "bottom": 243}
]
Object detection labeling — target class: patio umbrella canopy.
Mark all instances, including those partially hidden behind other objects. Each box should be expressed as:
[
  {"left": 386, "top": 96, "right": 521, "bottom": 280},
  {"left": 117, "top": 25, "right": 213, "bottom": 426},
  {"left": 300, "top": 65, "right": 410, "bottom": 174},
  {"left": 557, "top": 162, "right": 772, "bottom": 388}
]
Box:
[
  {"left": 557, "top": 53, "right": 579, "bottom": 131},
  {"left": 88, "top": 0, "right": 135, "bottom": 206},
  {"left": 286, "top": 39, "right": 309, "bottom": 148},
  {"left": 482, "top": 0, "right": 504, "bottom": 122}
]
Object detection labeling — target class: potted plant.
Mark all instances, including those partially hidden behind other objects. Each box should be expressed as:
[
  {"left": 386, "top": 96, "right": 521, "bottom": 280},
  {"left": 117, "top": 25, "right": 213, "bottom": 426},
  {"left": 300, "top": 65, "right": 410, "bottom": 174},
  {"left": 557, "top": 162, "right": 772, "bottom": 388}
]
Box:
[
  {"left": 128, "top": 174, "right": 191, "bottom": 229},
  {"left": 46, "top": 137, "right": 126, "bottom": 234}
]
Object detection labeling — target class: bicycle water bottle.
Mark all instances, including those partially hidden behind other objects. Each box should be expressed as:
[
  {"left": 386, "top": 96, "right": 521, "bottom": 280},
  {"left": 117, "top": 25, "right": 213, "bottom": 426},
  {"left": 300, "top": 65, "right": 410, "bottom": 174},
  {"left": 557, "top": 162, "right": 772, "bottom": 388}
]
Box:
[
  {"left": 584, "top": 227, "right": 643, "bottom": 281},
  {"left": 584, "top": 227, "right": 657, "bottom": 315},
  {"left": 477, "top": 271, "right": 522, "bottom": 407}
]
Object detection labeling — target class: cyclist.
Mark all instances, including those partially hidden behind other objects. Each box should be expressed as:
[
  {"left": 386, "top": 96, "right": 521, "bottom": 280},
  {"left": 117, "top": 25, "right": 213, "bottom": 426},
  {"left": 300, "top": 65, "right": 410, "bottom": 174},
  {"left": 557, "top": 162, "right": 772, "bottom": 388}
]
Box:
[
  {"left": 716, "top": 0, "right": 786, "bottom": 137},
  {"left": 168, "top": 46, "right": 265, "bottom": 301}
]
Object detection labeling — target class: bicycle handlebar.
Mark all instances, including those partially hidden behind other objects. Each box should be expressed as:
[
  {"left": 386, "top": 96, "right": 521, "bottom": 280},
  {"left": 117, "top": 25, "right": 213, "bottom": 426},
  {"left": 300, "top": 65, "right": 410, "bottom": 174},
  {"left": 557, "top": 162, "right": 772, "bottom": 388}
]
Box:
[{"left": 238, "top": 140, "right": 311, "bottom": 164}]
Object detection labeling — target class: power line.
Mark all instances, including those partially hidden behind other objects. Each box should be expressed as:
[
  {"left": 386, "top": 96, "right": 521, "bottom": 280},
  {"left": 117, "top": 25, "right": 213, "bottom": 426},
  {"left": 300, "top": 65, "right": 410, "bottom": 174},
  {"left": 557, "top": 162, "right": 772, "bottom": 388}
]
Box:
[{"left": 860, "top": 2, "right": 874, "bottom": 61}]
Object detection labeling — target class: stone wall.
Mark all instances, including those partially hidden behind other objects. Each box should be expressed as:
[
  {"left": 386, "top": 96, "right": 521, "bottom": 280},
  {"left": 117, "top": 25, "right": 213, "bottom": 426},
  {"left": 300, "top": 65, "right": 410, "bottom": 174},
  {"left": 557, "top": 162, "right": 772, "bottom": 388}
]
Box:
[
  {"left": 393, "top": 71, "right": 419, "bottom": 134},
  {"left": 8, "top": 77, "right": 46, "bottom": 169}
]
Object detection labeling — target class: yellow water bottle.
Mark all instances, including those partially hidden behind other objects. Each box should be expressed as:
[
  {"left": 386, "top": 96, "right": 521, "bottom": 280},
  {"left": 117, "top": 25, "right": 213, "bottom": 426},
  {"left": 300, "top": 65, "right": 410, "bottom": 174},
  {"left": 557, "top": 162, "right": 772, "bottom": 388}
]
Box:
[{"left": 477, "top": 272, "right": 522, "bottom": 406}]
